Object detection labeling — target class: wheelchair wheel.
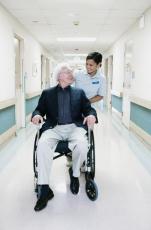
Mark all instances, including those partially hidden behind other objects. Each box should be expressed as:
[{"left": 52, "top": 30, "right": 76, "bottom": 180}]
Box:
[
  {"left": 86, "top": 130, "right": 95, "bottom": 180},
  {"left": 34, "top": 182, "right": 40, "bottom": 198},
  {"left": 85, "top": 179, "right": 98, "bottom": 201},
  {"left": 90, "top": 130, "right": 95, "bottom": 179},
  {"left": 33, "top": 134, "right": 38, "bottom": 178},
  {"left": 34, "top": 183, "right": 38, "bottom": 193}
]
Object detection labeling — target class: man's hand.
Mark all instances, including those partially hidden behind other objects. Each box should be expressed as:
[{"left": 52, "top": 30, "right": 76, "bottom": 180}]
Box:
[
  {"left": 31, "top": 115, "right": 43, "bottom": 125},
  {"left": 83, "top": 115, "right": 96, "bottom": 128}
]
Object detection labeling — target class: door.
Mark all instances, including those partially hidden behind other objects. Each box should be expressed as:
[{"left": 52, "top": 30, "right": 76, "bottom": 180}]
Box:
[
  {"left": 103, "top": 58, "right": 108, "bottom": 108},
  {"left": 105, "top": 56, "right": 113, "bottom": 110},
  {"left": 45, "top": 58, "right": 50, "bottom": 88},
  {"left": 14, "top": 36, "right": 25, "bottom": 130},
  {"left": 41, "top": 55, "right": 46, "bottom": 89},
  {"left": 122, "top": 41, "right": 133, "bottom": 128}
]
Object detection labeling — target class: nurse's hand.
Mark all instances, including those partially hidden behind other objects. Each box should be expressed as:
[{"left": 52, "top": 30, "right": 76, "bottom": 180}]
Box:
[{"left": 83, "top": 115, "right": 96, "bottom": 128}]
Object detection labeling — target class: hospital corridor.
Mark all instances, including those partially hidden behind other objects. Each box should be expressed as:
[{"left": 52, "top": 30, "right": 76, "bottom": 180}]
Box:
[{"left": 0, "top": 0, "right": 151, "bottom": 230}]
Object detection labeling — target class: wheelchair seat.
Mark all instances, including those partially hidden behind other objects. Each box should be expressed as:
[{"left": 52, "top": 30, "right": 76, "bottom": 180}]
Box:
[{"left": 55, "top": 140, "right": 71, "bottom": 155}]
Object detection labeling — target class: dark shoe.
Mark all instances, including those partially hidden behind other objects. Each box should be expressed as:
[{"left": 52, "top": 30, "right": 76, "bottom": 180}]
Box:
[
  {"left": 34, "top": 187, "right": 54, "bottom": 211},
  {"left": 69, "top": 167, "right": 79, "bottom": 195}
]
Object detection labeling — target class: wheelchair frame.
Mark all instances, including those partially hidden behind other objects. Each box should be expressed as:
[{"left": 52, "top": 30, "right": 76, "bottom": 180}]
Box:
[{"left": 33, "top": 125, "right": 98, "bottom": 201}]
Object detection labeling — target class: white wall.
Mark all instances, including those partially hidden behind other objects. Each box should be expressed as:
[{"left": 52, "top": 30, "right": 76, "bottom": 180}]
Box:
[
  {"left": 104, "top": 7, "right": 151, "bottom": 101},
  {"left": 107, "top": 42, "right": 125, "bottom": 94},
  {"left": 0, "top": 6, "right": 15, "bottom": 101},
  {"left": 0, "top": 4, "right": 51, "bottom": 101},
  {"left": 132, "top": 11, "right": 151, "bottom": 100}
]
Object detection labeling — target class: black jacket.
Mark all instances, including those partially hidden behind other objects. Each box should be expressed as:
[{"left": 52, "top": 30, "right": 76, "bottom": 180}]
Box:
[{"left": 32, "top": 85, "right": 98, "bottom": 132}]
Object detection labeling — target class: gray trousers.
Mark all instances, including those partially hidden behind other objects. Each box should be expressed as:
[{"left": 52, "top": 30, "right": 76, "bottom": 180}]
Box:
[{"left": 37, "top": 124, "right": 88, "bottom": 185}]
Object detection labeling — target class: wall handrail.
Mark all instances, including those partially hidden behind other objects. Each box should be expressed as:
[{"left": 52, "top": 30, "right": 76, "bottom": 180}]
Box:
[
  {"left": 0, "top": 98, "right": 16, "bottom": 110},
  {"left": 26, "top": 91, "right": 42, "bottom": 99},
  {"left": 130, "top": 96, "right": 151, "bottom": 110},
  {"left": 111, "top": 90, "right": 123, "bottom": 97}
]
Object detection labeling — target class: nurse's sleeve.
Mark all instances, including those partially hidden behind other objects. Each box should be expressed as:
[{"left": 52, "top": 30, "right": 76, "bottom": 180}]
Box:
[{"left": 98, "top": 75, "right": 106, "bottom": 96}]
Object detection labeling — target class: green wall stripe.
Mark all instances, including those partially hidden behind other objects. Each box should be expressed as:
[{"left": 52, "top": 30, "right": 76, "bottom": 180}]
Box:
[
  {"left": 130, "top": 102, "right": 151, "bottom": 135},
  {"left": 0, "top": 105, "right": 16, "bottom": 134},
  {"left": 26, "top": 96, "right": 40, "bottom": 115},
  {"left": 112, "top": 95, "right": 123, "bottom": 113}
]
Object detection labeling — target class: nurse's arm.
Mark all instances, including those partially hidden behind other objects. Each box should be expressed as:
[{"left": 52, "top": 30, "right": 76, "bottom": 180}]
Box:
[{"left": 89, "top": 95, "right": 103, "bottom": 103}]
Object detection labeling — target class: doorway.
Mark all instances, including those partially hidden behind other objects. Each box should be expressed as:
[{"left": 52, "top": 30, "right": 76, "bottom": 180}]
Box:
[
  {"left": 41, "top": 55, "right": 50, "bottom": 89},
  {"left": 105, "top": 55, "right": 113, "bottom": 110},
  {"left": 122, "top": 40, "right": 133, "bottom": 128},
  {"left": 14, "top": 36, "right": 25, "bottom": 130},
  {"left": 46, "top": 58, "right": 50, "bottom": 88}
]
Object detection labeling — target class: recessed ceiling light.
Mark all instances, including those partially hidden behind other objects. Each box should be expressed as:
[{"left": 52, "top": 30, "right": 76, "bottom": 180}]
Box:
[{"left": 57, "top": 37, "right": 96, "bottom": 42}]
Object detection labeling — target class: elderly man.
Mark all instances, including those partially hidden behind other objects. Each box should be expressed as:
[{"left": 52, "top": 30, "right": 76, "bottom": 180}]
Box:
[{"left": 32, "top": 63, "right": 97, "bottom": 211}]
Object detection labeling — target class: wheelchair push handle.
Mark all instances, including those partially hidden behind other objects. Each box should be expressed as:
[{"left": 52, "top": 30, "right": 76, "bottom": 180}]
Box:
[{"left": 32, "top": 117, "right": 46, "bottom": 142}]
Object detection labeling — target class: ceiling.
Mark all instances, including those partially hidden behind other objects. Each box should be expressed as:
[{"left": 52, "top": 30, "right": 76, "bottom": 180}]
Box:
[{"left": 0, "top": 0, "right": 151, "bottom": 61}]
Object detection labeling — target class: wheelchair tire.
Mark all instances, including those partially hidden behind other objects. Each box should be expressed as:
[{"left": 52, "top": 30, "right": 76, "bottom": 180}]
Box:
[
  {"left": 90, "top": 130, "right": 95, "bottom": 179},
  {"left": 86, "top": 130, "right": 95, "bottom": 180},
  {"left": 35, "top": 183, "right": 38, "bottom": 193},
  {"left": 33, "top": 134, "right": 38, "bottom": 178},
  {"left": 85, "top": 179, "right": 98, "bottom": 201}
]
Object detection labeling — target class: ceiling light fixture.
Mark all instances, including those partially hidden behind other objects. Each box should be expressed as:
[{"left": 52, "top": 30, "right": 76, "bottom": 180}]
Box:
[
  {"left": 57, "top": 37, "right": 96, "bottom": 42},
  {"left": 64, "top": 53, "right": 87, "bottom": 57},
  {"left": 73, "top": 21, "right": 79, "bottom": 26},
  {"left": 32, "top": 20, "right": 39, "bottom": 23}
]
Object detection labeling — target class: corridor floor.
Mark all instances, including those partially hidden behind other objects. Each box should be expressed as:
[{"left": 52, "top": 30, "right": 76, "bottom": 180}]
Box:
[{"left": 0, "top": 111, "right": 151, "bottom": 230}]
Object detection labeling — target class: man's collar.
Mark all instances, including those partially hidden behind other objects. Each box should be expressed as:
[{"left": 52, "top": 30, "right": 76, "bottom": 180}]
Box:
[{"left": 57, "top": 84, "right": 71, "bottom": 90}]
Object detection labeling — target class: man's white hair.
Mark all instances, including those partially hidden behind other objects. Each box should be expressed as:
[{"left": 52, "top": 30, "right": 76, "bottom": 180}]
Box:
[{"left": 53, "top": 62, "right": 73, "bottom": 81}]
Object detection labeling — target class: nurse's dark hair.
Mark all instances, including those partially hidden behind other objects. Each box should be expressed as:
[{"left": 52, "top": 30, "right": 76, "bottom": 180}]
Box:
[{"left": 86, "top": 52, "right": 102, "bottom": 64}]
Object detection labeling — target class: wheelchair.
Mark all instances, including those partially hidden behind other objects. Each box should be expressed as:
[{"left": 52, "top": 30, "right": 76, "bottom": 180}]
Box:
[{"left": 33, "top": 124, "right": 98, "bottom": 201}]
